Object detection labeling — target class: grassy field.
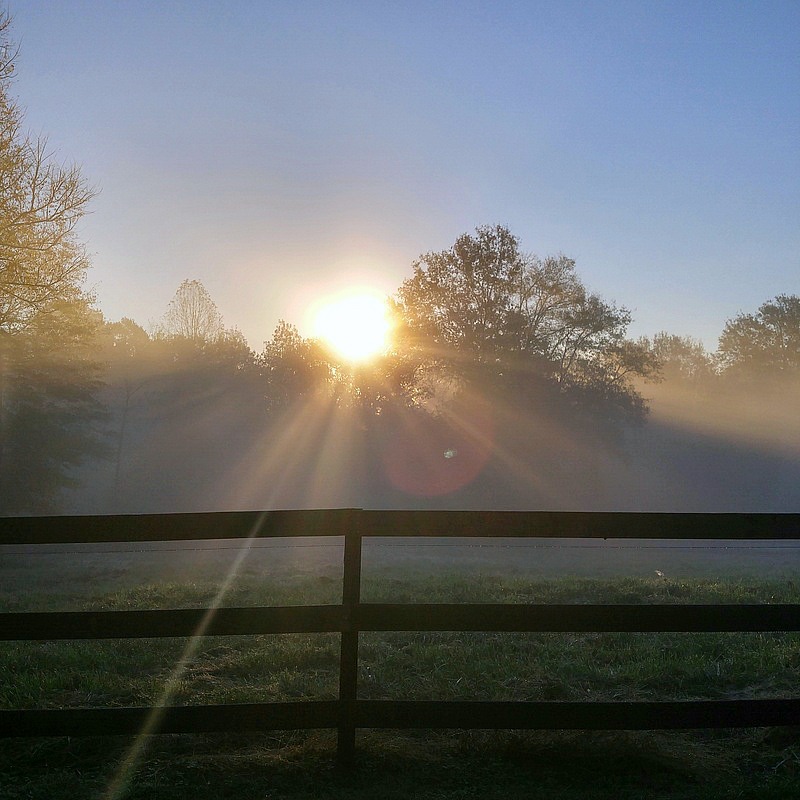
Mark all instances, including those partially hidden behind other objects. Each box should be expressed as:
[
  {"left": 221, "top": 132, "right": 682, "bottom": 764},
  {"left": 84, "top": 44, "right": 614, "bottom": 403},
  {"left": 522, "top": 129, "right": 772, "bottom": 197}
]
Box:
[{"left": 1, "top": 574, "right": 799, "bottom": 799}]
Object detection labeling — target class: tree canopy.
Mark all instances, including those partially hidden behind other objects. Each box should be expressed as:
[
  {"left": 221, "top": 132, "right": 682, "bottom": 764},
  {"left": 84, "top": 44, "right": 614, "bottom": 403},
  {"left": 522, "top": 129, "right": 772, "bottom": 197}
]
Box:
[
  {"left": 261, "top": 320, "right": 331, "bottom": 411},
  {"left": 0, "top": 13, "right": 103, "bottom": 512},
  {"left": 0, "top": 14, "right": 94, "bottom": 337},
  {"left": 394, "top": 224, "right": 658, "bottom": 424},
  {"left": 718, "top": 294, "right": 800, "bottom": 380},
  {"left": 1, "top": 296, "right": 106, "bottom": 512}
]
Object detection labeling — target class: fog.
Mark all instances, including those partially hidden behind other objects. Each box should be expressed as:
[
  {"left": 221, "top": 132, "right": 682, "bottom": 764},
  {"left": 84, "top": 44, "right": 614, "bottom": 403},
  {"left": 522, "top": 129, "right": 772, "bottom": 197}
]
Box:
[
  {"left": 3, "top": 369, "right": 797, "bottom": 600},
  {"left": 65, "top": 372, "right": 800, "bottom": 515}
]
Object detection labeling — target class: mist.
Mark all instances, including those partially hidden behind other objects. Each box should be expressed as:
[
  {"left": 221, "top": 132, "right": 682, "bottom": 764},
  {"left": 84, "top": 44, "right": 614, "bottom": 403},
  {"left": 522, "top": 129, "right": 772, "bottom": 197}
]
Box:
[{"left": 64, "top": 365, "right": 800, "bottom": 515}]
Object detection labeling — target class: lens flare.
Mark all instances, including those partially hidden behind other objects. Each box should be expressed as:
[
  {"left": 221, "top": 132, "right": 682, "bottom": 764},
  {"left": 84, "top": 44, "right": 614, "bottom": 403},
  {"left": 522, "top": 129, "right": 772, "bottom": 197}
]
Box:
[{"left": 381, "top": 398, "right": 495, "bottom": 497}]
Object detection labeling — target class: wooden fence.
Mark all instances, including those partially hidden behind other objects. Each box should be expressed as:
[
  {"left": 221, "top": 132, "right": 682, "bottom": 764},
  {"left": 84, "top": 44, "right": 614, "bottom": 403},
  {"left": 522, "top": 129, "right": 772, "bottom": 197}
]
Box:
[{"left": 1, "top": 509, "right": 799, "bottom": 764}]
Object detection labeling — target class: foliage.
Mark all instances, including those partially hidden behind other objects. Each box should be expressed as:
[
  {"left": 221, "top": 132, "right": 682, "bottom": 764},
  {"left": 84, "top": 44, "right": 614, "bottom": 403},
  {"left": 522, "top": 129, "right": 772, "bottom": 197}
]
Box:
[
  {"left": 0, "top": 13, "right": 105, "bottom": 512},
  {"left": 0, "top": 295, "right": 107, "bottom": 512},
  {"left": 639, "top": 333, "right": 719, "bottom": 406},
  {"left": 149, "top": 280, "right": 256, "bottom": 391},
  {"left": 0, "top": 13, "right": 95, "bottom": 337},
  {"left": 135, "top": 280, "right": 258, "bottom": 421},
  {"left": 96, "top": 313, "right": 260, "bottom": 511},
  {"left": 647, "top": 333, "right": 715, "bottom": 383},
  {"left": 334, "top": 354, "right": 420, "bottom": 414},
  {"left": 394, "top": 225, "right": 659, "bottom": 425},
  {"left": 395, "top": 224, "right": 525, "bottom": 362},
  {"left": 717, "top": 294, "right": 800, "bottom": 381},
  {"left": 261, "top": 320, "right": 332, "bottom": 410},
  {"left": 105, "top": 316, "right": 150, "bottom": 358}
]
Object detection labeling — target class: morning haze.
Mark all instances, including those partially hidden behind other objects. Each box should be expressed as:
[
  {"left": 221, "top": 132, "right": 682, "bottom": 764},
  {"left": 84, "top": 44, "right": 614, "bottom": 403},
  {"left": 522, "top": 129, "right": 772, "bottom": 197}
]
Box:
[
  {"left": 1, "top": 0, "right": 798, "bottom": 515},
  {"left": 2, "top": 6, "right": 800, "bottom": 795},
  {"left": 56, "top": 234, "right": 799, "bottom": 517}
]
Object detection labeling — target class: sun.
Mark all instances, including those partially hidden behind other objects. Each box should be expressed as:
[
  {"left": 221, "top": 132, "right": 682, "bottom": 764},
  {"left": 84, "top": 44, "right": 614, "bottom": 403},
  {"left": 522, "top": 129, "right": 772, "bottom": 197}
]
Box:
[{"left": 312, "top": 289, "right": 391, "bottom": 363}]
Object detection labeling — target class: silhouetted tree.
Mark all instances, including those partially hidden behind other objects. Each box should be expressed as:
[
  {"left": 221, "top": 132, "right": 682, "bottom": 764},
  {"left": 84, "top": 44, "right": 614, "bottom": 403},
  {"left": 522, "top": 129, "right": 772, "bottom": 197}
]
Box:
[
  {"left": 647, "top": 333, "right": 713, "bottom": 381},
  {"left": 94, "top": 315, "right": 261, "bottom": 511},
  {"left": 148, "top": 280, "right": 256, "bottom": 411},
  {"left": 394, "top": 225, "right": 658, "bottom": 424},
  {"left": 106, "top": 317, "right": 149, "bottom": 357},
  {"left": 640, "top": 333, "right": 718, "bottom": 404},
  {"left": 718, "top": 294, "right": 800, "bottom": 380},
  {"left": 261, "top": 320, "right": 331, "bottom": 410},
  {"left": 396, "top": 224, "right": 525, "bottom": 363},
  {"left": 100, "top": 318, "right": 155, "bottom": 494}
]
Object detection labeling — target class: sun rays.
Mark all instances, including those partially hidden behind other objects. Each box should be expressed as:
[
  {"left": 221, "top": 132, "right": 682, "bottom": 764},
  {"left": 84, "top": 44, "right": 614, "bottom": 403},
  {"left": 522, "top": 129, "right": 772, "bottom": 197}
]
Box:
[
  {"left": 104, "top": 513, "right": 271, "bottom": 799},
  {"left": 100, "top": 342, "right": 623, "bottom": 794}
]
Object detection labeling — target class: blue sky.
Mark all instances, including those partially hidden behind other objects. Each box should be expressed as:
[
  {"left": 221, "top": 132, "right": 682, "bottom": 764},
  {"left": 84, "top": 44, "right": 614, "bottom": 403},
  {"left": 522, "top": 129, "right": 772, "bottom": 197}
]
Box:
[{"left": 10, "top": 0, "right": 799, "bottom": 349}]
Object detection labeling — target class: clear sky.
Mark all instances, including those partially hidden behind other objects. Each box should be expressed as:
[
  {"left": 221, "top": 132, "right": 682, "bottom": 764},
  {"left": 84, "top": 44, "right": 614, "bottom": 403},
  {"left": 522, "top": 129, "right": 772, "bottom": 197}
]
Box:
[{"left": 10, "top": 0, "right": 799, "bottom": 350}]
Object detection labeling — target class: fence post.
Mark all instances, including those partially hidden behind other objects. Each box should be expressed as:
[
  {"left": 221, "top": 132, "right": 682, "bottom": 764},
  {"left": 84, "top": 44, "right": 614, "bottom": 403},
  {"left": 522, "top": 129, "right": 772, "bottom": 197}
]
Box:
[{"left": 337, "top": 509, "right": 362, "bottom": 766}]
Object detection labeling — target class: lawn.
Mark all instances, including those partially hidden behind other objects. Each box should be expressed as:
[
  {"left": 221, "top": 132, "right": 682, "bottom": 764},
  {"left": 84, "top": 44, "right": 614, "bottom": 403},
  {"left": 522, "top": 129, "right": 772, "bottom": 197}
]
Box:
[{"left": 0, "top": 573, "right": 798, "bottom": 799}]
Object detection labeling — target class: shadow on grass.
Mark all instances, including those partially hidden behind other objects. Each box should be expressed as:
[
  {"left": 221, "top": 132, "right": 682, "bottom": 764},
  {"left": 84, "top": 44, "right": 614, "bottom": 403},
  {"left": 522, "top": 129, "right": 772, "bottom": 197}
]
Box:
[{"left": 1, "top": 729, "right": 798, "bottom": 800}]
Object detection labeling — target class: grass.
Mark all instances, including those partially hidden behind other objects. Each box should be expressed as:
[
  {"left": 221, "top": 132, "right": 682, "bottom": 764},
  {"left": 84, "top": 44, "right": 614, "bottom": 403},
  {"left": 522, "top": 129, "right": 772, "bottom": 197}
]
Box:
[{"left": 1, "top": 573, "right": 799, "bottom": 798}]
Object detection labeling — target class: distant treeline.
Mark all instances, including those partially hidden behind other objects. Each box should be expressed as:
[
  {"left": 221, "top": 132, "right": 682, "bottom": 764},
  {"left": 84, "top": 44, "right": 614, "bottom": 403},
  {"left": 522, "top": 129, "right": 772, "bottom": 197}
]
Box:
[
  {"left": 0, "top": 12, "right": 797, "bottom": 514},
  {"left": 6, "top": 228, "right": 798, "bottom": 514}
]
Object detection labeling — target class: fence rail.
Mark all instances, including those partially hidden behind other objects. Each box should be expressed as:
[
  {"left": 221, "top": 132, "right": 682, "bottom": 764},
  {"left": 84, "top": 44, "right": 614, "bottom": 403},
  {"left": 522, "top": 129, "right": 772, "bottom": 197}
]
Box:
[
  {"left": 3, "top": 509, "right": 799, "bottom": 543},
  {"left": 1, "top": 509, "right": 799, "bottom": 764}
]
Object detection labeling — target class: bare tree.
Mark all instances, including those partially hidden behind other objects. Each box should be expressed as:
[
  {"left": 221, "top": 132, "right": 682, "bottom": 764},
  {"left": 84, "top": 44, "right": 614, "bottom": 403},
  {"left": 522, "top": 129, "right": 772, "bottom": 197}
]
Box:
[{"left": 161, "top": 279, "right": 223, "bottom": 341}]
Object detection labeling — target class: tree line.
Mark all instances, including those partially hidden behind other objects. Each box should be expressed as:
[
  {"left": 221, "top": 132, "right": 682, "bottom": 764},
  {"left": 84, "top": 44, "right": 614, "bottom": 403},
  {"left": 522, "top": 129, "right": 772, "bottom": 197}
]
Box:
[{"left": 1, "top": 14, "right": 797, "bottom": 513}]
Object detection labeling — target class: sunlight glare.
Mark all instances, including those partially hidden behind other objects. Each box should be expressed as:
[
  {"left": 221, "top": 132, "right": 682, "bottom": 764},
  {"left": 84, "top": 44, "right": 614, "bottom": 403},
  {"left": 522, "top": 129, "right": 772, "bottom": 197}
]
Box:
[{"left": 312, "top": 290, "right": 391, "bottom": 363}]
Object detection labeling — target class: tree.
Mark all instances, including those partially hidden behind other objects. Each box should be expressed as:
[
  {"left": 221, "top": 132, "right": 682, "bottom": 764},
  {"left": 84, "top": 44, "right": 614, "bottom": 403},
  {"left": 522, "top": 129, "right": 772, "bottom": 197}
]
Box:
[
  {"left": 0, "top": 295, "right": 107, "bottom": 511},
  {"left": 95, "top": 316, "right": 260, "bottom": 510},
  {"left": 396, "top": 224, "right": 525, "bottom": 362},
  {"left": 100, "top": 318, "right": 153, "bottom": 495},
  {"left": 394, "top": 225, "right": 658, "bottom": 424},
  {"left": 647, "top": 333, "right": 713, "bottom": 382},
  {"left": 261, "top": 320, "right": 331, "bottom": 411},
  {"left": 0, "top": 13, "right": 105, "bottom": 512},
  {"left": 717, "top": 294, "right": 800, "bottom": 380},
  {"left": 0, "top": 14, "right": 95, "bottom": 336},
  {"left": 155, "top": 280, "right": 254, "bottom": 383},
  {"left": 639, "top": 333, "right": 717, "bottom": 403},
  {"left": 106, "top": 316, "right": 150, "bottom": 358},
  {"left": 160, "top": 279, "right": 223, "bottom": 342}
]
